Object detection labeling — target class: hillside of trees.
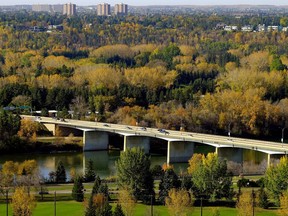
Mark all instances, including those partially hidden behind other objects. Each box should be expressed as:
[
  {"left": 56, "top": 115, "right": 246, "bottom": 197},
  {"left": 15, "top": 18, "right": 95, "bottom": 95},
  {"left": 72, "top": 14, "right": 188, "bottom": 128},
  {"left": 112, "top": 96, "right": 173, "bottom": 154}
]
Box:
[{"left": 1, "top": 12, "right": 288, "bottom": 139}]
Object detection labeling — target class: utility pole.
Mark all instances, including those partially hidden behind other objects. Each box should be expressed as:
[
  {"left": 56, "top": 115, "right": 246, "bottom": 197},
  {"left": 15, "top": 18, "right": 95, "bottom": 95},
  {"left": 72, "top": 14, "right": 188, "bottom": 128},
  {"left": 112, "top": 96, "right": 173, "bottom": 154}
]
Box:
[
  {"left": 54, "top": 191, "right": 56, "bottom": 216},
  {"left": 150, "top": 195, "right": 153, "bottom": 216},
  {"left": 6, "top": 189, "right": 8, "bottom": 216}
]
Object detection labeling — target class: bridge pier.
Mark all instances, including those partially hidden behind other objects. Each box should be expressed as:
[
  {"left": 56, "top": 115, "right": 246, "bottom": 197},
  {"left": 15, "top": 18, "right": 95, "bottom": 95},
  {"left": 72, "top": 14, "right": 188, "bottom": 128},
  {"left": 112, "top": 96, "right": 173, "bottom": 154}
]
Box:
[
  {"left": 167, "top": 141, "right": 194, "bottom": 164},
  {"left": 123, "top": 136, "right": 150, "bottom": 153},
  {"left": 83, "top": 131, "right": 109, "bottom": 151}
]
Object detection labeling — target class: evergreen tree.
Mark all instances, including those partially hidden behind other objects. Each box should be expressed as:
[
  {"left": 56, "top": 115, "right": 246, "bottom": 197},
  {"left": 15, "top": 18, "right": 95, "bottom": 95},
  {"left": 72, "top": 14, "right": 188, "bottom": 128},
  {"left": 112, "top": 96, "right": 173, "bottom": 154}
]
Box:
[
  {"left": 98, "top": 184, "right": 110, "bottom": 200},
  {"left": 92, "top": 175, "right": 101, "bottom": 195},
  {"left": 55, "top": 161, "right": 66, "bottom": 183},
  {"left": 258, "top": 186, "right": 269, "bottom": 209},
  {"left": 72, "top": 175, "right": 84, "bottom": 202},
  {"left": 85, "top": 195, "right": 96, "bottom": 216},
  {"left": 113, "top": 204, "right": 125, "bottom": 216},
  {"left": 85, "top": 159, "right": 96, "bottom": 182},
  {"left": 158, "top": 168, "right": 181, "bottom": 204}
]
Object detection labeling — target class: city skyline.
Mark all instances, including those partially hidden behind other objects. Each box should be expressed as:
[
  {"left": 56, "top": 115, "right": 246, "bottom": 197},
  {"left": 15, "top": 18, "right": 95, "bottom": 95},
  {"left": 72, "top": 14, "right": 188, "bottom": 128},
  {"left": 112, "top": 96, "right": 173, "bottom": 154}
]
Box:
[{"left": 1, "top": 0, "right": 288, "bottom": 6}]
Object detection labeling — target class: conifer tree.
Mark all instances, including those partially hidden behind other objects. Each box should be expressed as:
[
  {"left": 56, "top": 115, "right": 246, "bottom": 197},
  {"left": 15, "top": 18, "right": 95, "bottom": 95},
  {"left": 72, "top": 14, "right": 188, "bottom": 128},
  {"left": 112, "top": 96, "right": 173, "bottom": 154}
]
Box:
[{"left": 72, "top": 175, "right": 84, "bottom": 202}]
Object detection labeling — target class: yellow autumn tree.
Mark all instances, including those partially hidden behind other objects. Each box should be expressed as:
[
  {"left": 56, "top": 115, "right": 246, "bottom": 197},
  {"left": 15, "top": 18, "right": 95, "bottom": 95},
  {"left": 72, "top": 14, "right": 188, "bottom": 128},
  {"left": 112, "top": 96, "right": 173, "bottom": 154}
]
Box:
[
  {"left": 11, "top": 187, "right": 36, "bottom": 216},
  {"left": 118, "top": 187, "right": 136, "bottom": 216},
  {"left": 165, "top": 188, "right": 193, "bottom": 216},
  {"left": 236, "top": 191, "right": 255, "bottom": 216},
  {"left": 278, "top": 190, "right": 288, "bottom": 216}
]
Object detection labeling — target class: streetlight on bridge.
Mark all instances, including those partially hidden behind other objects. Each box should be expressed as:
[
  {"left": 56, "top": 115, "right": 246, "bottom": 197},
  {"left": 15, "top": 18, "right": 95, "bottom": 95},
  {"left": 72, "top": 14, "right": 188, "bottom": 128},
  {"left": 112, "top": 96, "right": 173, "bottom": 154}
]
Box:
[
  {"left": 281, "top": 127, "right": 286, "bottom": 144},
  {"left": 228, "top": 122, "right": 231, "bottom": 138}
]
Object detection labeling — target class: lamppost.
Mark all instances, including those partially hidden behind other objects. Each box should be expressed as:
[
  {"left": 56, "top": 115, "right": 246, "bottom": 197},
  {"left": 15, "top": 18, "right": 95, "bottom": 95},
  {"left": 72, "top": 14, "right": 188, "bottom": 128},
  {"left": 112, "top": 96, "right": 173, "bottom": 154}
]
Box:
[
  {"left": 252, "top": 189, "right": 255, "bottom": 216},
  {"left": 228, "top": 122, "right": 231, "bottom": 137},
  {"left": 150, "top": 194, "right": 153, "bottom": 216},
  {"left": 281, "top": 127, "right": 286, "bottom": 144}
]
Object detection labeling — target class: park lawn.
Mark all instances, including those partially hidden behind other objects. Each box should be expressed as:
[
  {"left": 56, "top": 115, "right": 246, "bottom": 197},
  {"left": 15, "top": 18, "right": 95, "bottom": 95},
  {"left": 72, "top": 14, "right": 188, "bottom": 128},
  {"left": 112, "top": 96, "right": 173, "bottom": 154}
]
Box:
[
  {"left": 0, "top": 202, "right": 278, "bottom": 216},
  {"left": 0, "top": 201, "right": 85, "bottom": 216}
]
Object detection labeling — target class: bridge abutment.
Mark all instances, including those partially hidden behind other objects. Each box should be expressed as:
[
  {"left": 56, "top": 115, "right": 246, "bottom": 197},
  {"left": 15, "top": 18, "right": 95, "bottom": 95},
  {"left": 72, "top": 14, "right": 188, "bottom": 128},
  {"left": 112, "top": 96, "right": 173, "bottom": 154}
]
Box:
[
  {"left": 124, "top": 136, "right": 150, "bottom": 153},
  {"left": 83, "top": 131, "right": 109, "bottom": 151},
  {"left": 167, "top": 141, "right": 194, "bottom": 164}
]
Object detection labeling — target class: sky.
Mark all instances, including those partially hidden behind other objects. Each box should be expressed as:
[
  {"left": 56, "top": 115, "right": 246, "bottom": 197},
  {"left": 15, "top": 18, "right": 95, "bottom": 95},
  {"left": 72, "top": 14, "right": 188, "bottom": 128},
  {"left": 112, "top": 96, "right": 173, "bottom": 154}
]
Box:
[{"left": 1, "top": 0, "right": 288, "bottom": 6}]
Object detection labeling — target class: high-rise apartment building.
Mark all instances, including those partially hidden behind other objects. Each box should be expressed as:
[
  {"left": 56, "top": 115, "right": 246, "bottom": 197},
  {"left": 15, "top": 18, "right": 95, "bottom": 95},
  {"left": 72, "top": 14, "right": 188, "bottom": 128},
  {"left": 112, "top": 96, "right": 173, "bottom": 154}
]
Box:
[
  {"left": 97, "top": 3, "right": 111, "bottom": 16},
  {"left": 114, "top": 3, "right": 128, "bottom": 15},
  {"left": 63, "top": 3, "right": 76, "bottom": 16}
]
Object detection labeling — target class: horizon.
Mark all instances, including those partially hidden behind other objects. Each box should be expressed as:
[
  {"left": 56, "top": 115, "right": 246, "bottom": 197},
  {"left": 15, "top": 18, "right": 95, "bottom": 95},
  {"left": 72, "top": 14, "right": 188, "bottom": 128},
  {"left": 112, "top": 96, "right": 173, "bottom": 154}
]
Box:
[{"left": 0, "top": 1, "right": 287, "bottom": 7}]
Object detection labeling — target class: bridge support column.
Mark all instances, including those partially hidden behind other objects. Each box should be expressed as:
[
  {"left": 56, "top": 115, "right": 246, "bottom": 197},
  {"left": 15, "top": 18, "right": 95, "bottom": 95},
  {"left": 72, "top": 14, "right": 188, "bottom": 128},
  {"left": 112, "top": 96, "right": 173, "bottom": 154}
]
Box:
[
  {"left": 267, "top": 153, "right": 271, "bottom": 168},
  {"left": 83, "top": 131, "right": 109, "bottom": 151},
  {"left": 124, "top": 136, "right": 150, "bottom": 153},
  {"left": 43, "top": 123, "right": 56, "bottom": 136},
  {"left": 215, "top": 147, "right": 219, "bottom": 154},
  {"left": 167, "top": 141, "right": 194, "bottom": 164}
]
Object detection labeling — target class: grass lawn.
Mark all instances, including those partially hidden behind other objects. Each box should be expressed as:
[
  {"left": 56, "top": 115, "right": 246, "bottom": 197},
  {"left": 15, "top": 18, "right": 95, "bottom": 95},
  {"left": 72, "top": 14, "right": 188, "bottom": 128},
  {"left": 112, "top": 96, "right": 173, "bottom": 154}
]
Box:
[{"left": 0, "top": 202, "right": 278, "bottom": 216}]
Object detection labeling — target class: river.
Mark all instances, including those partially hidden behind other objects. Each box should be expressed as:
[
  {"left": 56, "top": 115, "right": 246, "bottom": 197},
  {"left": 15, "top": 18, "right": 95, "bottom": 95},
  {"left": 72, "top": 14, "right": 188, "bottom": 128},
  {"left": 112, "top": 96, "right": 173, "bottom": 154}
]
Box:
[
  {"left": 0, "top": 150, "right": 188, "bottom": 180},
  {"left": 0, "top": 147, "right": 283, "bottom": 180}
]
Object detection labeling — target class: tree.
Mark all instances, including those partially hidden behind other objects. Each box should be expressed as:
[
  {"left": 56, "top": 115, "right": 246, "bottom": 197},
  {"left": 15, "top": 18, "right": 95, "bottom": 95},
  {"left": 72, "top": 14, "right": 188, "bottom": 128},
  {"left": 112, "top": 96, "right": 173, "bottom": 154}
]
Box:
[
  {"left": 55, "top": 161, "right": 66, "bottom": 183},
  {"left": 165, "top": 188, "right": 193, "bottom": 216},
  {"left": 236, "top": 191, "right": 255, "bottom": 216},
  {"left": 188, "top": 153, "right": 233, "bottom": 200},
  {"left": 11, "top": 186, "right": 36, "bottom": 216},
  {"left": 113, "top": 204, "right": 125, "bottom": 216},
  {"left": 158, "top": 167, "right": 181, "bottom": 204},
  {"left": 118, "top": 187, "right": 136, "bottom": 216},
  {"left": 93, "top": 193, "right": 112, "bottom": 216},
  {"left": 85, "top": 159, "right": 96, "bottom": 182},
  {"left": 85, "top": 195, "right": 96, "bottom": 216},
  {"left": 278, "top": 190, "right": 288, "bottom": 216},
  {"left": 72, "top": 175, "right": 84, "bottom": 202},
  {"left": 116, "top": 147, "right": 154, "bottom": 203},
  {"left": 92, "top": 176, "right": 101, "bottom": 195},
  {"left": 257, "top": 186, "right": 269, "bottom": 209},
  {"left": 265, "top": 156, "right": 288, "bottom": 205}
]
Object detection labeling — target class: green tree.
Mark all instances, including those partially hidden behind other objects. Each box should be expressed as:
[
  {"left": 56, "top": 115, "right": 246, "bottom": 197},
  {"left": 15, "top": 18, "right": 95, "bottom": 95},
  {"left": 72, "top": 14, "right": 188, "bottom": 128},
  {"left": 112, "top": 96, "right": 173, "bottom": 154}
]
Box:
[
  {"left": 55, "top": 161, "right": 66, "bottom": 183},
  {"left": 85, "top": 195, "right": 96, "bottom": 216},
  {"left": 116, "top": 147, "right": 154, "bottom": 203},
  {"left": 257, "top": 186, "right": 269, "bottom": 209},
  {"left": 113, "top": 204, "right": 125, "bottom": 216},
  {"left": 270, "top": 55, "right": 285, "bottom": 71},
  {"left": 92, "top": 176, "right": 101, "bottom": 195},
  {"left": 188, "top": 153, "right": 233, "bottom": 200},
  {"left": 158, "top": 168, "right": 181, "bottom": 204},
  {"left": 72, "top": 175, "right": 84, "bottom": 202},
  {"left": 85, "top": 159, "right": 96, "bottom": 182},
  {"left": 265, "top": 156, "right": 288, "bottom": 205}
]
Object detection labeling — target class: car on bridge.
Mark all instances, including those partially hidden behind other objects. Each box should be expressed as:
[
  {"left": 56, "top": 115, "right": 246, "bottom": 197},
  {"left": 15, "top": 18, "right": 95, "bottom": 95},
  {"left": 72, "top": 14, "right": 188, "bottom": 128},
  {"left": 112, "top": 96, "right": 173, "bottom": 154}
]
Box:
[{"left": 158, "top": 128, "right": 169, "bottom": 135}]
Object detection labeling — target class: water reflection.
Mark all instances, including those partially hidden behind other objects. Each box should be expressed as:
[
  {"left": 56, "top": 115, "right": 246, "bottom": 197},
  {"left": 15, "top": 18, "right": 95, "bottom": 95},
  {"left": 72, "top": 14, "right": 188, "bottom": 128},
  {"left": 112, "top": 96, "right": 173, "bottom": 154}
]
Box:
[{"left": 0, "top": 149, "right": 283, "bottom": 179}]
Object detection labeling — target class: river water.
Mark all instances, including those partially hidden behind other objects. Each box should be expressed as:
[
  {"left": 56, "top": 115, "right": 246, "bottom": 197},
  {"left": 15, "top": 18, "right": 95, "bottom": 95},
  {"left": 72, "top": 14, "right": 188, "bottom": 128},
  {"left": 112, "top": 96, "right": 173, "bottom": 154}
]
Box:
[{"left": 0, "top": 150, "right": 188, "bottom": 180}]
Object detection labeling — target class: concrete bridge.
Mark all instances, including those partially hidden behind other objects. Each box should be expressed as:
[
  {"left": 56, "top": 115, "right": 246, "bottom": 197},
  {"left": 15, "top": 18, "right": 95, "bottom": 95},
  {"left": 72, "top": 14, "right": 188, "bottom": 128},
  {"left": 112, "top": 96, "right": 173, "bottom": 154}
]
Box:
[{"left": 26, "top": 116, "right": 288, "bottom": 165}]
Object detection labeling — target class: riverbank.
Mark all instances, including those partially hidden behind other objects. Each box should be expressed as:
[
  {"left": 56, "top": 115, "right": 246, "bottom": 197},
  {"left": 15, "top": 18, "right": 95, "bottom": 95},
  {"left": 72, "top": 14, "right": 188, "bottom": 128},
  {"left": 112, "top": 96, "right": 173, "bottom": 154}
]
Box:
[{"left": 0, "top": 137, "right": 83, "bottom": 155}]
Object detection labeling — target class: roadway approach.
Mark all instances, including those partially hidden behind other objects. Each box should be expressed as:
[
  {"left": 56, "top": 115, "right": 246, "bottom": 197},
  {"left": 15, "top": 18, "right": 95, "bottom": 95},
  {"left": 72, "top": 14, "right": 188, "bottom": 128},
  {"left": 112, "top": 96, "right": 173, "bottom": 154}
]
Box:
[{"left": 24, "top": 115, "right": 288, "bottom": 165}]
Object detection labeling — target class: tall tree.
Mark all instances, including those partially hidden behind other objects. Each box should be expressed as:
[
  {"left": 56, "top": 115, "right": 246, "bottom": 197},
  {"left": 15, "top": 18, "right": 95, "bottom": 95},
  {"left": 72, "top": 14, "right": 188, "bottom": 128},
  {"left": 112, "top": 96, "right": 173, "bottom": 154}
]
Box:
[
  {"left": 158, "top": 167, "right": 181, "bottom": 204},
  {"left": 188, "top": 153, "right": 233, "bottom": 200},
  {"left": 265, "top": 156, "right": 288, "bottom": 205},
  {"left": 72, "top": 175, "right": 84, "bottom": 202},
  {"left": 85, "top": 159, "right": 96, "bottom": 182},
  {"left": 116, "top": 147, "right": 154, "bottom": 203},
  {"left": 55, "top": 161, "right": 66, "bottom": 183}
]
